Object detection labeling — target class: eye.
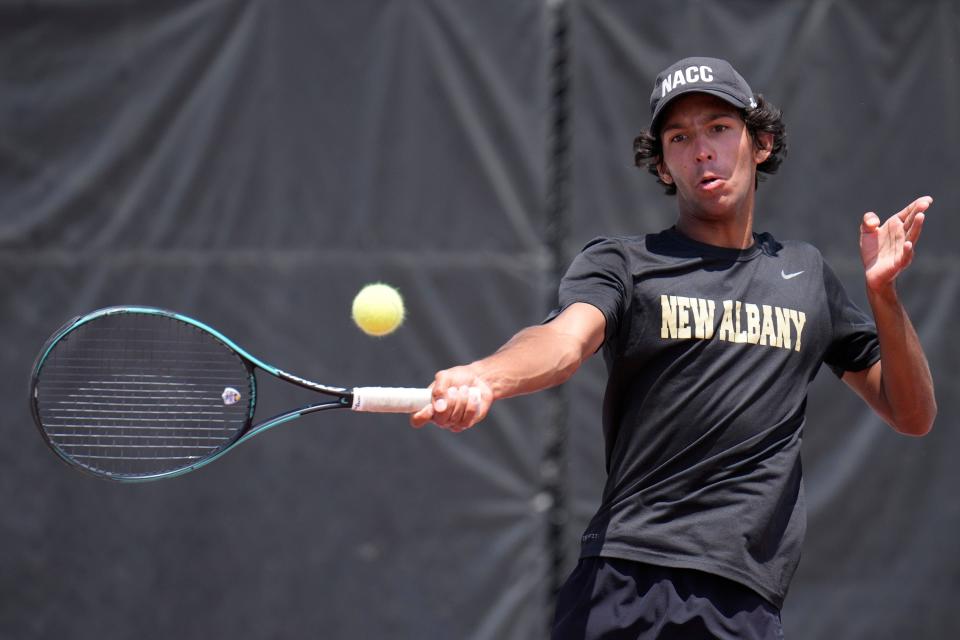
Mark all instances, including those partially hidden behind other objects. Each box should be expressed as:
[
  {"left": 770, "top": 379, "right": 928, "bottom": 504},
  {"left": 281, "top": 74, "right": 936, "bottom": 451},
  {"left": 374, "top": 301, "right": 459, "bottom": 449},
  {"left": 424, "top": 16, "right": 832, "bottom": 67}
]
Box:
[
  {"left": 669, "top": 133, "right": 686, "bottom": 144},
  {"left": 712, "top": 124, "right": 729, "bottom": 133}
]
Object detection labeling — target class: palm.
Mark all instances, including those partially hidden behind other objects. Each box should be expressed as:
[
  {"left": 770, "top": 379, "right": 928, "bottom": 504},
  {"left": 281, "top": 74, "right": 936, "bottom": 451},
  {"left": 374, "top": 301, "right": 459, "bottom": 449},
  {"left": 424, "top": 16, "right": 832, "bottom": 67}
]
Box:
[
  {"left": 861, "top": 216, "right": 906, "bottom": 288},
  {"left": 859, "top": 197, "right": 931, "bottom": 290}
]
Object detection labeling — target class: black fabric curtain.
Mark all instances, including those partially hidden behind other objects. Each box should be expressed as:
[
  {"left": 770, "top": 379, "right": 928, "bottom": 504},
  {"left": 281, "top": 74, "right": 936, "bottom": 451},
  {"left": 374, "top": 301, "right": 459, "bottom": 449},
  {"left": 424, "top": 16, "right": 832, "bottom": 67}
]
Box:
[{"left": 2, "top": 2, "right": 957, "bottom": 638}]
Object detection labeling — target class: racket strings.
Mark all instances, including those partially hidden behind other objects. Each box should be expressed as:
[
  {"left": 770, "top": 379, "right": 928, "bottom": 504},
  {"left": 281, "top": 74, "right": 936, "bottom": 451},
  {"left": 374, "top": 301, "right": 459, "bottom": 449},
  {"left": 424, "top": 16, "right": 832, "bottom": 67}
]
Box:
[{"left": 35, "top": 314, "right": 253, "bottom": 478}]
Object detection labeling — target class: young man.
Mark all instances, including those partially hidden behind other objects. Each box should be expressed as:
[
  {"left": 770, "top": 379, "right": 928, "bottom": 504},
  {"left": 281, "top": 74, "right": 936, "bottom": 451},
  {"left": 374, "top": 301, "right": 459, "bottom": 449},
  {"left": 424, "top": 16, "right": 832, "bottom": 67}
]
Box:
[{"left": 411, "top": 57, "right": 936, "bottom": 639}]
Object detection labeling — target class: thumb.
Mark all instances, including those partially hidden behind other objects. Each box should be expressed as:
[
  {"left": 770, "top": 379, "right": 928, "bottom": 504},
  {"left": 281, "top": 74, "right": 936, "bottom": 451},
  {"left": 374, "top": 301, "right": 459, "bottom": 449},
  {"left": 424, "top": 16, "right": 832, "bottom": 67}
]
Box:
[
  {"left": 410, "top": 404, "right": 434, "bottom": 429},
  {"left": 861, "top": 212, "right": 880, "bottom": 233}
]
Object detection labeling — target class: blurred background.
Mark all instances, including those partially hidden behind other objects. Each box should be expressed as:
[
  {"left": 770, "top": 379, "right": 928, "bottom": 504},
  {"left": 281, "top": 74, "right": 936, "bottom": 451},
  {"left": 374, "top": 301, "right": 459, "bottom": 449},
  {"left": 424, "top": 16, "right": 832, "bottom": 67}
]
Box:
[{"left": 2, "top": 1, "right": 958, "bottom": 638}]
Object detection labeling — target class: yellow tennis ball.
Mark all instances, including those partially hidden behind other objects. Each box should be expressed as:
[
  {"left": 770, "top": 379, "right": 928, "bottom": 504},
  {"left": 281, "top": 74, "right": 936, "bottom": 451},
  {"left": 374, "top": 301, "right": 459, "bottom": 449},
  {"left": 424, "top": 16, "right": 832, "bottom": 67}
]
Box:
[{"left": 351, "top": 283, "right": 405, "bottom": 337}]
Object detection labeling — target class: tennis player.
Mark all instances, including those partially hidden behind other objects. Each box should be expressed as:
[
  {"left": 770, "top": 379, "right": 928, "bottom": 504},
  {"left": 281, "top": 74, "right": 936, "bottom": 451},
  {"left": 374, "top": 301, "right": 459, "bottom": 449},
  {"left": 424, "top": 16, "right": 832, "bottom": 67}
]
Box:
[{"left": 411, "top": 56, "right": 936, "bottom": 639}]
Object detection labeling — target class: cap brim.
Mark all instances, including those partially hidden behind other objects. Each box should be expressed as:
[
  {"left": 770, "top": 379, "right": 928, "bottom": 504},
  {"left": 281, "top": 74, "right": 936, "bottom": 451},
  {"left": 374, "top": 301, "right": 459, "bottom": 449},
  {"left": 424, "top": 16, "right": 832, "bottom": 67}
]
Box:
[{"left": 651, "top": 88, "right": 751, "bottom": 131}]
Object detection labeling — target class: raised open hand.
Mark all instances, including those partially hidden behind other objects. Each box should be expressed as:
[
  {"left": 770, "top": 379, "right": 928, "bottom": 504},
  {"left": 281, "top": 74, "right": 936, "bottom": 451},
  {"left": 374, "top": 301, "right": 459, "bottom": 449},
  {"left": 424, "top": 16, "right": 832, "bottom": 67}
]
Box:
[{"left": 859, "top": 196, "right": 932, "bottom": 291}]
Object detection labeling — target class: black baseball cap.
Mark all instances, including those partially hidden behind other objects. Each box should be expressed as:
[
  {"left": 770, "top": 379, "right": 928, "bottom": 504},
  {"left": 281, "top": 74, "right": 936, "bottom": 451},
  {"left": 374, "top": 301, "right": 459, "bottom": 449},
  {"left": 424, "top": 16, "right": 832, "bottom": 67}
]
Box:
[{"left": 649, "top": 57, "right": 757, "bottom": 131}]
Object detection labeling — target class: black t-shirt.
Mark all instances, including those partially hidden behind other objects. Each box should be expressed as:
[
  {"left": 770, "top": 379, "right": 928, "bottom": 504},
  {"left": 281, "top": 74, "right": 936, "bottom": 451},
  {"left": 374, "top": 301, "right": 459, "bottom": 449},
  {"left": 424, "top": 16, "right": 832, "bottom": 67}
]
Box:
[{"left": 549, "top": 227, "right": 880, "bottom": 608}]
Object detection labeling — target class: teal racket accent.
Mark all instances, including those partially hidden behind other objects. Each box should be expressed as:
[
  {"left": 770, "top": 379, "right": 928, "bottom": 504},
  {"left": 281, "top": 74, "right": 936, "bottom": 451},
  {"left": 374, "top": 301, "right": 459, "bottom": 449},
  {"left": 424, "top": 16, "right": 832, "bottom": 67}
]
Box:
[{"left": 30, "top": 307, "right": 431, "bottom": 482}]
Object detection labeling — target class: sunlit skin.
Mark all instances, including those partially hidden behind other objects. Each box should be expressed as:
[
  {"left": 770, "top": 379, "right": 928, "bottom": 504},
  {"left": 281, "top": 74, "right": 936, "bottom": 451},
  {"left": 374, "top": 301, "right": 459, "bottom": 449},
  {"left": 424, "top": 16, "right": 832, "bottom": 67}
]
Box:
[
  {"left": 656, "top": 93, "right": 771, "bottom": 249},
  {"left": 411, "top": 92, "right": 935, "bottom": 437}
]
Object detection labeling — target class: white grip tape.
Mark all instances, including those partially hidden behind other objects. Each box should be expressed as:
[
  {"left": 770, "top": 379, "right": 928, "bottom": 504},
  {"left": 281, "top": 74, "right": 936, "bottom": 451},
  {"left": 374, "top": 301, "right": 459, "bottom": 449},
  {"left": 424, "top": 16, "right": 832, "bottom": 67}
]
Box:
[{"left": 351, "top": 387, "right": 433, "bottom": 413}]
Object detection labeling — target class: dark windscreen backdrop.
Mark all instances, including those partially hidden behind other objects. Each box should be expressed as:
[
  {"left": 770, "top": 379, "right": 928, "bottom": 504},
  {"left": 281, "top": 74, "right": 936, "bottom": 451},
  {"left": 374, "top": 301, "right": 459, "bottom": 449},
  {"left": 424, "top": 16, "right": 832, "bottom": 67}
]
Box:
[{"left": 2, "top": 1, "right": 957, "bottom": 638}]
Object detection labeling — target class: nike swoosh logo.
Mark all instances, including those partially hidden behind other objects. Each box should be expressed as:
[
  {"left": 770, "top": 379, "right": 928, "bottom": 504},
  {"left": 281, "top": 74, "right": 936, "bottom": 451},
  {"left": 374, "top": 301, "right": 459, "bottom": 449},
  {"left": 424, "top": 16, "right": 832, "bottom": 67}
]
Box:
[{"left": 781, "top": 269, "right": 804, "bottom": 280}]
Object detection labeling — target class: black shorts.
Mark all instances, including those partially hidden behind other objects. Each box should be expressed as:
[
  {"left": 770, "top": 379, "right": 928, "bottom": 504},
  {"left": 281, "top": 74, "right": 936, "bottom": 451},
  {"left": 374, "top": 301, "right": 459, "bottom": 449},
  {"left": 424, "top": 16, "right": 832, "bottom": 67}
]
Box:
[{"left": 551, "top": 557, "right": 784, "bottom": 640}]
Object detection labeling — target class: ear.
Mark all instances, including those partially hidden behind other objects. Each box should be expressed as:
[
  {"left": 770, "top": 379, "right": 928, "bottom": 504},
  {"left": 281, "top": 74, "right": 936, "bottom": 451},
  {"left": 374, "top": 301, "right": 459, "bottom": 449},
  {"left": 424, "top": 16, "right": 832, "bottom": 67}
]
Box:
[
  {"left": 754, "top": 131, "right": 774, "bottom": 164},
  {"left": 657, "top": 161, "right": 673, "bottom": 185}
]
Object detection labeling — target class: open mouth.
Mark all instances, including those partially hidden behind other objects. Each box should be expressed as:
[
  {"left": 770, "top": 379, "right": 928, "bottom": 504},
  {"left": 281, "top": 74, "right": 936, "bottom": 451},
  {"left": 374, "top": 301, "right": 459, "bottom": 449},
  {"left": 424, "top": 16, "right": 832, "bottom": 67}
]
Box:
[{"left": 699, "top": 175, "right": 723, "bottom": 189}]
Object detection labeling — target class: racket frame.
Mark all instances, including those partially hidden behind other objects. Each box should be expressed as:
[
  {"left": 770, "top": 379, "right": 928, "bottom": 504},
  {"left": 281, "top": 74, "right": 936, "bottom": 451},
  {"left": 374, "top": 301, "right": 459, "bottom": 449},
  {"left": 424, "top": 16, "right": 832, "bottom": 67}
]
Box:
[{"left": 30, "top": 306, "right": 382, "bottom": 482}]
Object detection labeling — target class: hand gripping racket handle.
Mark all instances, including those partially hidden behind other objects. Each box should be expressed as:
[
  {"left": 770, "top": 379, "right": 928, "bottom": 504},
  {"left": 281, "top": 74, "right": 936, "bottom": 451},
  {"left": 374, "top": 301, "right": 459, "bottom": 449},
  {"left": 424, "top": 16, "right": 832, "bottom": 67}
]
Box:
[{"left": 351, "top": 387, "right": 432, "bottom": 413}]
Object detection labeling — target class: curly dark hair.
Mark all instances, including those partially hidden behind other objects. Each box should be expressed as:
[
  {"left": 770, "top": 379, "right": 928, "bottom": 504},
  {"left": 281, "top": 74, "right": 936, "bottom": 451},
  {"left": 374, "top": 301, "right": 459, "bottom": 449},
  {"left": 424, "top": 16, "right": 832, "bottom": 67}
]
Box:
[{"left": 633, "top": 94, "right": 787, "bottom": 195}]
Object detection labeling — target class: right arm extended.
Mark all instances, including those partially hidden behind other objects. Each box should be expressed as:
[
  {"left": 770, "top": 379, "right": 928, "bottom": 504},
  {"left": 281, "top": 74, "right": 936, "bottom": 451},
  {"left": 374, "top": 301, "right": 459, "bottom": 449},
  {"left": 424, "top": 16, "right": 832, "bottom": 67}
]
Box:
[{"left": 410, "top": 302, "right": 606, "bottom": 432}]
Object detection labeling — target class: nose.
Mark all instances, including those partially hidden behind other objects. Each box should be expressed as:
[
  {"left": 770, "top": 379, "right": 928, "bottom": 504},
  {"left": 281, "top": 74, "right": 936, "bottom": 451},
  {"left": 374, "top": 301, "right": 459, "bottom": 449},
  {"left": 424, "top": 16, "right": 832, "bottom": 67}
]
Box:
[
  {"left": 694, "top": 136, "right": 716, "bottom": 162},
  {"left": 695, "top": 142, "right": 714, "bottom": 163}
]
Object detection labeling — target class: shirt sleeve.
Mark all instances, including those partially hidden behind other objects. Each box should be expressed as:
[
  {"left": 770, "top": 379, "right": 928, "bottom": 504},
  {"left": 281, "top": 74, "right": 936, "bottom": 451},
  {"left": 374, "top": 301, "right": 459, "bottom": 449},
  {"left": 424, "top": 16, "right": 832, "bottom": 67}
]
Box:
[
  {"left": 543, "top": 237, "right": 631, "bottom": 348},
  {"left": 821, "top": 259, "right": 881, "bottom": 377}
]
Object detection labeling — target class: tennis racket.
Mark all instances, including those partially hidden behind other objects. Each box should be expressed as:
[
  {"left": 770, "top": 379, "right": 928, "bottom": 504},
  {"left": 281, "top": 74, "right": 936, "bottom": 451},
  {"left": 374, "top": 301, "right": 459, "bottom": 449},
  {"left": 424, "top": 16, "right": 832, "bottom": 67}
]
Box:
[{"left": 29, "top": 306, "right": 432, "bottom": 482}]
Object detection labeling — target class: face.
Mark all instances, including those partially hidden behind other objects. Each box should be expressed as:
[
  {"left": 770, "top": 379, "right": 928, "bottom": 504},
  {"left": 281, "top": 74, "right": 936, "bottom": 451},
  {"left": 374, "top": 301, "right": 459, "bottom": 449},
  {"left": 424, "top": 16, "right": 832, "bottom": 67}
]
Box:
[{"left": 656, "top": 93, "right": 771, "bottom": 221}]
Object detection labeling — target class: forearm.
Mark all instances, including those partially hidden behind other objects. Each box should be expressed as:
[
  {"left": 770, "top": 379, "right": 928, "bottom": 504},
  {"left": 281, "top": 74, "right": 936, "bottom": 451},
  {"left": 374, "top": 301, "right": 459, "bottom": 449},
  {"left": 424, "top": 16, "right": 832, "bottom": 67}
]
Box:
[
  {"left": 411, "top": 302, "right": 605, "bottom": 431},
  {"left": 867, "top": 284, "right": 937, "bottom": 435},
  {"left": 471, "top": 323, "right": 592, "bottom": 400}
]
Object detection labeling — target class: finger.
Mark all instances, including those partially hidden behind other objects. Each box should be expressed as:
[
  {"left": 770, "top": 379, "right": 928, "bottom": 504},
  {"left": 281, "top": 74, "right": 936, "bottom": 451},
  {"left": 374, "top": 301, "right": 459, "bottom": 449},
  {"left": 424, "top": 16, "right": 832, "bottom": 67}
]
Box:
[
  {"left": 431, "top": 375, "right": 449, "bottom": 406},
  {"left": 459, "top": 386, "right": 483, "bottom": 428},
  {"left": 445, "top": 385, "right": 469, "bottom": 428},
  {"left": 909, "top": 195, "right": 934, "bottom": 214},
  {"left": 898, "top": 241, "right": 915, "bottom": 272},
  {"left": 430, "top": 386, "right": 459, "bottom": 431},
  {"left": 451, "top": 386, "right": 486, "bottom": 432},
  {"left": 897, "top": 195, "right": 934, "bottom": 229},
  {"left": 861, "top": 212, "right": 880, "bottom": 232},
  {"left": 896, "top": 197, "right": 922, "bottom": 219},
  {"left": 905, "top": 211, "right": 925, "bottom": 246},
  {"left": 431, "top": 373, "right": 459, "bottom": 416},
  {"left": 410, "top": 404, "right": 434, "bottom": 429},
  {"left": 471, "top": 387, "right": 492, "bottom": 426}
]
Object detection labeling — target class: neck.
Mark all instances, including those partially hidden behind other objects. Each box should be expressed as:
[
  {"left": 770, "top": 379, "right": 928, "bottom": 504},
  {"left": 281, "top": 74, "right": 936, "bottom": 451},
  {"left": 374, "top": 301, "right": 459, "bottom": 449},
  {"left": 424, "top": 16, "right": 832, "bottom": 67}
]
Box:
[{"left": 674, "top": 190, "right": 756, "bottom": 249}]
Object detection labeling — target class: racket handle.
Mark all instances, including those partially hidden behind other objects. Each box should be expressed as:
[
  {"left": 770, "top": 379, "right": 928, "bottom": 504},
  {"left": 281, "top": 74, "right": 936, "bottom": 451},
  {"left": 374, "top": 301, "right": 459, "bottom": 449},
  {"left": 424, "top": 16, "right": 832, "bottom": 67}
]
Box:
[{"left": 351, "top": 387, "right": 432, "bottom": 413}]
